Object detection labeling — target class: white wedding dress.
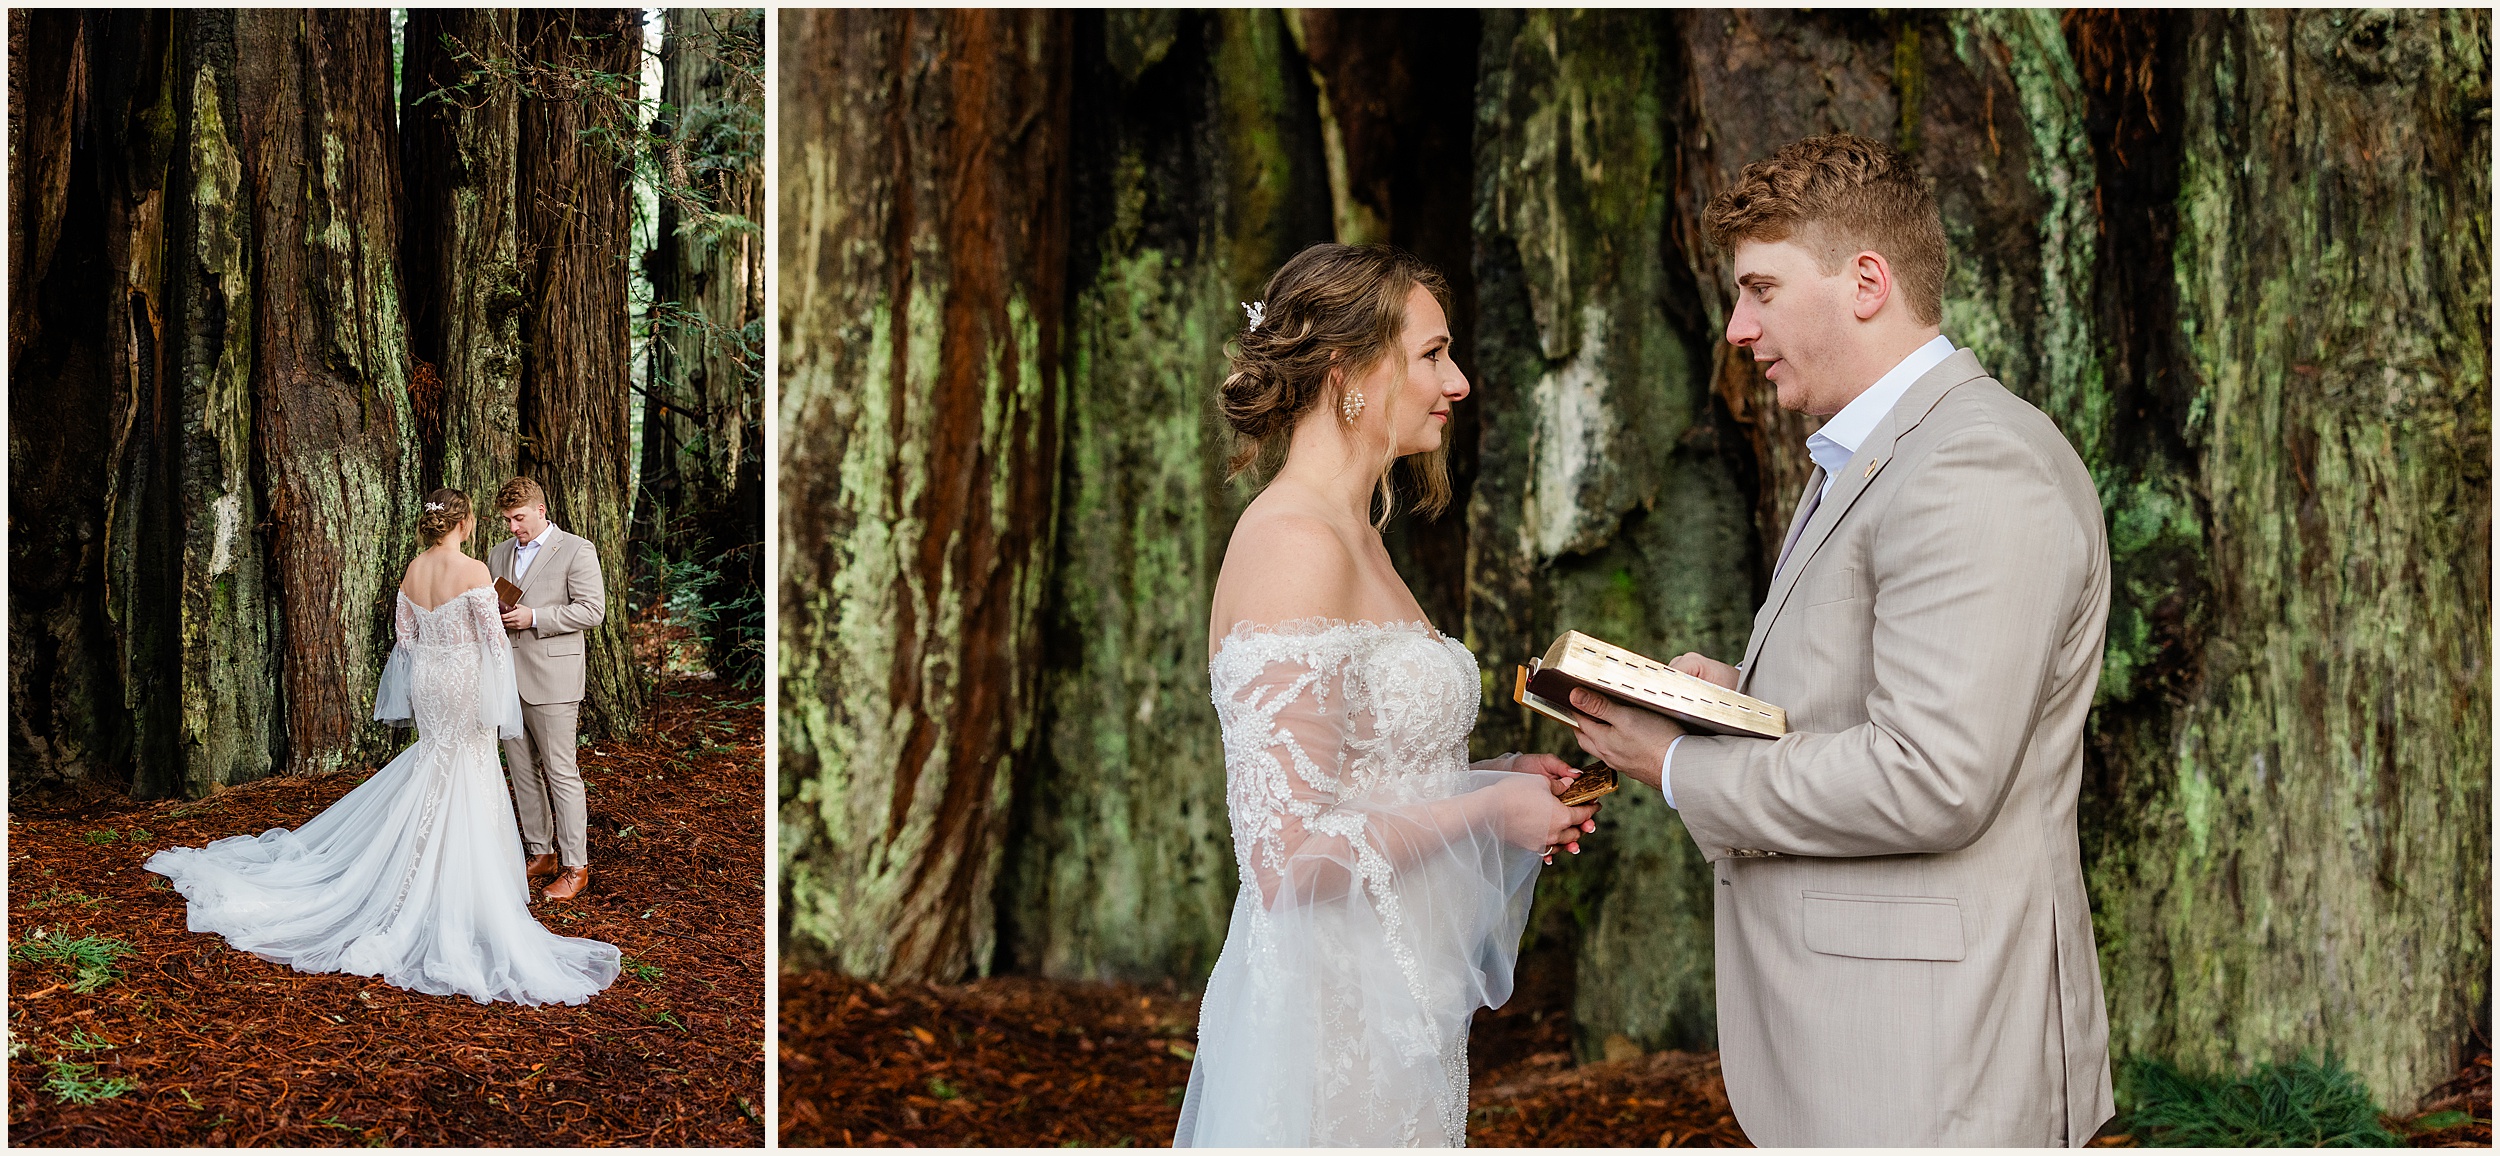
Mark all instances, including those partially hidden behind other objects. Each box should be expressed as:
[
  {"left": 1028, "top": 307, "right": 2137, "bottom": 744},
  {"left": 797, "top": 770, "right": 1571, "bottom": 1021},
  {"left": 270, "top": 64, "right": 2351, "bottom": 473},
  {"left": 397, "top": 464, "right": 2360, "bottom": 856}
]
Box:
[
  {"left": 1176, "top": 619, "right": 1543, "bottom": 1147},
  {"left": 146, "top": 586, "right": 620, "bottom": 1006}
]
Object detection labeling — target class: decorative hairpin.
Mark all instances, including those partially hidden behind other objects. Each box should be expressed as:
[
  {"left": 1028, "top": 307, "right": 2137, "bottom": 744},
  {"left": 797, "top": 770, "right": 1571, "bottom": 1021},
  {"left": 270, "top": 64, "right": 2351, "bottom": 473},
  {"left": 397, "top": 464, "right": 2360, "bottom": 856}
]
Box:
[
  {"left": 425, "top": 502, "right": 445, "bottom": 511},
  {"left": 1242, "top": 300, "right": 1266, "bottom": 332}
]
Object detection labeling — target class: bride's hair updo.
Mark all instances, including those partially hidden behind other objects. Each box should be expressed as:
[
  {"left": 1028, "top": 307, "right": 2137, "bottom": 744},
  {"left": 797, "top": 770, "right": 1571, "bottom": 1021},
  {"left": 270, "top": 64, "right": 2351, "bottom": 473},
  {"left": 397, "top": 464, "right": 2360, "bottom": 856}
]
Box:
[
  {"left": 417, "top": 488, "right": 473, "bottom": 544},
  {"left": 1220, "top": 243, "right": 1453, "bottom": 521}
]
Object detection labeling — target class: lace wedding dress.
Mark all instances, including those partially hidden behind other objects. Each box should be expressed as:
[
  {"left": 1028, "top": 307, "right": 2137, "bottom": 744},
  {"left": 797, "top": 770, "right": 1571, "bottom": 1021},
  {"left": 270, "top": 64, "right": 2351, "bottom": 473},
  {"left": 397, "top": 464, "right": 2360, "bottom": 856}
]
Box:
[
  {"left": 1175, "top": 619, "right": 1543, "bottom": 1147},
  {"left": 146, "top": 586, "right": 620, "bottom": 1006}
]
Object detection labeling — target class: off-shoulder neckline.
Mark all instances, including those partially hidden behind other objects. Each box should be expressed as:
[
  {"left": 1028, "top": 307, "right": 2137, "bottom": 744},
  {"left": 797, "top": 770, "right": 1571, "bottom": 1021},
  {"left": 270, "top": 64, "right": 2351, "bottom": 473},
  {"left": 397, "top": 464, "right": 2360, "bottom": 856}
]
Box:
[
  {"left": 398, "top": 585, "right": 496, "bottom": 614},
  {"left": 1212, "top": 615, "right": 1455, "bottom": 660}
]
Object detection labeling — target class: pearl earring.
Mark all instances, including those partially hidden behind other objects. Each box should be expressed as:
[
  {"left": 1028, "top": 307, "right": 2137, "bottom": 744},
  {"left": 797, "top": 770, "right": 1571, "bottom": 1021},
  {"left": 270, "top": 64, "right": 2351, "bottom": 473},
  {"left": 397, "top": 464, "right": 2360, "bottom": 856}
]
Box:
[{"left": 1340, "top": 390, "right": 1366, "bottom": 422}]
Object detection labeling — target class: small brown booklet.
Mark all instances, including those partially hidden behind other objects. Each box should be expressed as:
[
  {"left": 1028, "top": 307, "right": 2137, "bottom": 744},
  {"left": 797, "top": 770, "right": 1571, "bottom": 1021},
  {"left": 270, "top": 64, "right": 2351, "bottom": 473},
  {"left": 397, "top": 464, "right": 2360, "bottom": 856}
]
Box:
[
  {"left": 1554, "top": 763, "right": 1617, "bottom": 807},
  {"left": 494, "top": 577, "right": 525, "bottom": 610},
  {"left": 1513, "top": 630, "right": 1787, "bottom": 739}
]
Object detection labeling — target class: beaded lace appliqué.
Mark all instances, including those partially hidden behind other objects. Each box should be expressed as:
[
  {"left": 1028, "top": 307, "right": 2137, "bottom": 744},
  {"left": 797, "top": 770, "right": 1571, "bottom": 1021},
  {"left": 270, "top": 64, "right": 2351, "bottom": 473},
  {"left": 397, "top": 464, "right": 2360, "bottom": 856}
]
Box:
[
  {"left": 1209, "top": 617, "right": 1485, "bottom": 1146},
  {"left": 373, "top": 588, "right": 508, "bottom": 932}
]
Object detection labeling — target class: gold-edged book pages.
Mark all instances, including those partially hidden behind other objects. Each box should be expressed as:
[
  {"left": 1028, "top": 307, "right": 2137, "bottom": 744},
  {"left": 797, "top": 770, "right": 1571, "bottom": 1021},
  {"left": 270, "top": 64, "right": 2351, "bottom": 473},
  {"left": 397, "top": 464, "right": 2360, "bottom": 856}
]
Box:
[{"left": 1518, "top": 630, "right": 1787, "bottom": 739}]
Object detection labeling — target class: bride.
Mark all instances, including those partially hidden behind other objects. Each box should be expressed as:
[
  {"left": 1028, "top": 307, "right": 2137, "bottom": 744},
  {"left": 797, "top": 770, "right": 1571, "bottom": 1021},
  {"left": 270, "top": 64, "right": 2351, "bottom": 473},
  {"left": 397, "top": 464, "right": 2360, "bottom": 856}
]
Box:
[
  {"left": 146, "top": 488, "right": 620, "bottom": 1006},
  {"left": 1175, "top": 244, "right": 1602, "bottom": 1147}
]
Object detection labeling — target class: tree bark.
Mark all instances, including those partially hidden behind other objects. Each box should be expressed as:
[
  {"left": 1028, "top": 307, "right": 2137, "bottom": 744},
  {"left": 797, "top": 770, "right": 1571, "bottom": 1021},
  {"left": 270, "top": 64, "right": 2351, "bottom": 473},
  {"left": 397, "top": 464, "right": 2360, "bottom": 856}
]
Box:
[
  {"left": 1468, "top": 9, "right": 1760, "bottom": 1057},
  {"left": 401, "top": 8, "right": 525, "bottom": 504},
  {"left": 234, "top": 8, "right": 418, "bottom": 778},
  {"left": 171, "top": 10, "right": 280, "bottom": 795},
  {"left": 2077, "top": 9, "right": 2491, "bottom": 1104},
  {"left": 779, "top": 8, "right": 1071, "bottom": 981},
  {"left": 9, "top": 12, "right": 158, "bottom": 792},
  {"left": 514, "top": 9, "right": 645, "bottom": 742},
  {"left": 994, "top": 10, "right": 1334, "bottom": 983}
]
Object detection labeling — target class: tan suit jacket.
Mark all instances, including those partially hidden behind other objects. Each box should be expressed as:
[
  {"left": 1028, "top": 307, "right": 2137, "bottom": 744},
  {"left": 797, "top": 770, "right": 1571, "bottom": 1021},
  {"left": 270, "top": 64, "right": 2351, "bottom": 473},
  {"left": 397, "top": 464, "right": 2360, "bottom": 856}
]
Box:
[
  {"left": 486, "top": 525, "right": 605, "bottom": 706},
  {"left": 1669, "top": 350, "right": 2115, "bottom": 1146}
]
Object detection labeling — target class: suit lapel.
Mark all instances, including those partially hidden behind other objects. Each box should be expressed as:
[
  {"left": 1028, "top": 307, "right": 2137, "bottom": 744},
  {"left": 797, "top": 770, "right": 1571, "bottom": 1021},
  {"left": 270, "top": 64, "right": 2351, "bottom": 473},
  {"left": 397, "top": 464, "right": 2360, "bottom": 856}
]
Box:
[
  {"left": 519, "top": 526, "right": 570, "bottom": 605},
  {"left": 1736, "top": 350, "right": 1988, "bottom": 692},
  {"left": 488, "top": 538, "right": 514, "bottom": 584}
]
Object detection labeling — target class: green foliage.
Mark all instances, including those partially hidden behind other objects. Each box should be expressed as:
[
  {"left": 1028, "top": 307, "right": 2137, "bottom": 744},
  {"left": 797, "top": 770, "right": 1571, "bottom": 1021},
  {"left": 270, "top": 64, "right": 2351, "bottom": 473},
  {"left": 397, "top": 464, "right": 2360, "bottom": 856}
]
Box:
[
  {"left": 640, "top": 543, "right": 764, "bottom": 688},
  {"left": 622, "top": 956, "right": 665, "bottom": 983},
  {"left": 2117, "top": 1053, "right": 2402, "bottom": 1147},
  {"left": 43, "top": 1058, "right": 136, "bottom": 1105},
  {"left": 12, "top": 932, "right": 136, "bottom": 993},
  {"left": 79, "top": 829, "right": 118, "bottom": 845}
]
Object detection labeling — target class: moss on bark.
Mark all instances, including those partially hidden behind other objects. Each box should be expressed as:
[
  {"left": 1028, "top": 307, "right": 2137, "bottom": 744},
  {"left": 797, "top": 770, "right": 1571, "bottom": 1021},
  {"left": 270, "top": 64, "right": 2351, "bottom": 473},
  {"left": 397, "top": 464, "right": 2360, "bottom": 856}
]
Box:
[{"left": 779, "top": 10, "right": 1070, "bottom": 981}]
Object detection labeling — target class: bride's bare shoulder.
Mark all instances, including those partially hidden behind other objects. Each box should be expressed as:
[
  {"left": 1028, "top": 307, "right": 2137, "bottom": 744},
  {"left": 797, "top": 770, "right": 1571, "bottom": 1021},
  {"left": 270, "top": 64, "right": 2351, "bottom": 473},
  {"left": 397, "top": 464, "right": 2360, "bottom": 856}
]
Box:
[{"left": 1213, "top": 504, "right": 1361, "bottom": 627}]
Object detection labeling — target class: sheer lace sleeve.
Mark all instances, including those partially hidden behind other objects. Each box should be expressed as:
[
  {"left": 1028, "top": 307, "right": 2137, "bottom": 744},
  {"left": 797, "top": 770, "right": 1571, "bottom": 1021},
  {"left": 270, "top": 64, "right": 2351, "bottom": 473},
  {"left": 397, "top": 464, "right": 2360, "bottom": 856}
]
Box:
[
  {"left": 372, "top": 594, "right": 415, "bottom": 727},
  {"left": 472, "top": 591, "right": 525, "bottom": 740},
  {"left": 1211, "top": 625, "right": 1537, "bottom": 911},
  {"left": 1184, "top": 620, "right": 1543, "bottom": 1148}
]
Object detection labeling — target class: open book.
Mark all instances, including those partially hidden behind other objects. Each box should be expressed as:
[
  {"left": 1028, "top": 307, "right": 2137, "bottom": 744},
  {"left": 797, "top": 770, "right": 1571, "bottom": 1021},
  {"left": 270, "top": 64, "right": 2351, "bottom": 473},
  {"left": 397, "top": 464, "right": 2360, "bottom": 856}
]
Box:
[{"left": 1513, "top": 630, "right": 1787, "bottom": 739}]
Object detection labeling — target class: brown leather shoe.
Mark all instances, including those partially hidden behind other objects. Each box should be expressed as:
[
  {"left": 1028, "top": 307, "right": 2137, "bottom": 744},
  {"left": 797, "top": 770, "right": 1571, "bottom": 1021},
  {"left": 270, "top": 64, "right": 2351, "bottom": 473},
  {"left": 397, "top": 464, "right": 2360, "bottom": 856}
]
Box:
[
  {"left": 543, "top": 866, "right": 590, "bottom": 901},
  {"left": 525, "top": 853, "right": 560, "bottom": 883}
]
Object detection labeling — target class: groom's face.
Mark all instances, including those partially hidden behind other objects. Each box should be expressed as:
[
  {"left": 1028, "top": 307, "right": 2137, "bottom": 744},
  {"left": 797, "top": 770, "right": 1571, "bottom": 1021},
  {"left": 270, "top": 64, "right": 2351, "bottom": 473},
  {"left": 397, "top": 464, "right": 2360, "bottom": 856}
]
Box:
[
  {"left": 1725, "top": 237, "right": 1860, "bottom": 416},
  {"left": 503, "top": 503, "right": 549, "bottom": 543}
]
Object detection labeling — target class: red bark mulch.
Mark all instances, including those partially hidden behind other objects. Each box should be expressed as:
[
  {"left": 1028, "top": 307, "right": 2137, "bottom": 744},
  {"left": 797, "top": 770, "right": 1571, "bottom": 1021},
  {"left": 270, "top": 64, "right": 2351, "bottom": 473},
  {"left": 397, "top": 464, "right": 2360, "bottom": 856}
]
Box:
[
  {"left": 783, "top": 949, "right": 2487, "bottom": 1149},
  {"left": 778, "top": 937, "right": 1750, "bottom": 1148},
  {"left": 7, "top": 675, "right": 764, "bottom": 1147}
]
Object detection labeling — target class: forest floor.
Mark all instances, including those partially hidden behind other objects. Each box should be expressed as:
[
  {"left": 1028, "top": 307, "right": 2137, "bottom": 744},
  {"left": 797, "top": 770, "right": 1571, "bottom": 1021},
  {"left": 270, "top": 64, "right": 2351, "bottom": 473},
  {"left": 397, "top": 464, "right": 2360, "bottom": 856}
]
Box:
[
  {"left": 783, "top": 938, "right": 2491, "bottom": 1148},
  {"left": 779, "top": 936, "right": 1750, "bottom": 1147},
  {"left": 6, "top": 636, "right": 764, "bottom": 1146}
]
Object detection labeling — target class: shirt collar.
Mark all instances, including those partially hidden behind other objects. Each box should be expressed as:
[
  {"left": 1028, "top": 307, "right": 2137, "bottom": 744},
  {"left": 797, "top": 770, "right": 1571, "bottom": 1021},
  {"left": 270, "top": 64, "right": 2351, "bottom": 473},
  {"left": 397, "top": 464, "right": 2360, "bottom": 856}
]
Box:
[
  {"left": 1805, "top": 334, "right": 1956, "bottom": 479},
  {"left": 516, "top": 527, "right": 553, "bottom": 550}
]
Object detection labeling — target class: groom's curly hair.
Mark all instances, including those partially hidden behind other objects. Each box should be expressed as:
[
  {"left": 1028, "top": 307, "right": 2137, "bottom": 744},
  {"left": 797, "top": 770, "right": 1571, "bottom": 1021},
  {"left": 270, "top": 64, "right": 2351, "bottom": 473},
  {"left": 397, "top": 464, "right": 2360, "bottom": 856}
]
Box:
[
  {"left": 1704, "top": 134, "right": 1948, "bottom": 325},
  {"left": 1220, "top": 243, "right": 1454, "bottom": 525}
]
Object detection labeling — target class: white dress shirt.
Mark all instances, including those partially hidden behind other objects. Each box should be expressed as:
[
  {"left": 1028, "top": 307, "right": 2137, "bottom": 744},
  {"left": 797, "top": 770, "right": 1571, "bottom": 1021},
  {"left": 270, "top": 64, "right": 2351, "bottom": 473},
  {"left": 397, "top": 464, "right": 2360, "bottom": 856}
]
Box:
[
  {"left": 1658, "top": 334, "right": 1955, "bottom": 807},
  {"left": 513, "top": 531, "right": 546, "bottom": 582}
]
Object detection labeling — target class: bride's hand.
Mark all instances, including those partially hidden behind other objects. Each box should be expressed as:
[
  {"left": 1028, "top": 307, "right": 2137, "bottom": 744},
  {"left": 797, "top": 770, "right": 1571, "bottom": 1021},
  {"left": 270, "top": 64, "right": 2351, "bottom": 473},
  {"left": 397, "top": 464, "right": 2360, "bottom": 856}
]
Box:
[
  {"left": 1508, "top": 752, "right": 1583, "bottom": 797},
  {"left": 1487, "top": 774, "right": 1599, "bottom": 863}
]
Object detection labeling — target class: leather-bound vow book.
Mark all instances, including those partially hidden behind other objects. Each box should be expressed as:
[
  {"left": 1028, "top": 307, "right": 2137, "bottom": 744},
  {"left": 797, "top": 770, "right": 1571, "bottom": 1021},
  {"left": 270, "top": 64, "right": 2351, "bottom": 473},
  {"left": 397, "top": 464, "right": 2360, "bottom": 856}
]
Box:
[
  {"left": 1513, "top": 630, "right": 1787, "bottom": 740},
  {"left": 494, "top": 577, "right": 525, "bottom": 610}
]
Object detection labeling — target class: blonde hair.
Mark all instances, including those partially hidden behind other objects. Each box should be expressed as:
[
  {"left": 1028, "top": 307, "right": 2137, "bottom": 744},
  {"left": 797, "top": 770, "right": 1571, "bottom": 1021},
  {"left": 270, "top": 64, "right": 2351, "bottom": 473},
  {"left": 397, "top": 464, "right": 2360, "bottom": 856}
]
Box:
[
  {"left": 416, "top": 488, "right": 473, "bottom": 544},
  {"left": 1702, "top": 133, "right": 1948, "bottom": 325},
  {"left": 1220, "top": 243, "right": 1453, "bottom": 526}
]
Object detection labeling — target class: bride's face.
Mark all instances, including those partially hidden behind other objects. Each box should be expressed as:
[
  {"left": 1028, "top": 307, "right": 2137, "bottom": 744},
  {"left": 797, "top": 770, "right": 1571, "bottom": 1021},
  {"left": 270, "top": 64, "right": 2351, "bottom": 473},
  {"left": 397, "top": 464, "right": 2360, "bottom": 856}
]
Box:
[{"left": 1349, "top": 284, "right": 1467, "bottom": 457}]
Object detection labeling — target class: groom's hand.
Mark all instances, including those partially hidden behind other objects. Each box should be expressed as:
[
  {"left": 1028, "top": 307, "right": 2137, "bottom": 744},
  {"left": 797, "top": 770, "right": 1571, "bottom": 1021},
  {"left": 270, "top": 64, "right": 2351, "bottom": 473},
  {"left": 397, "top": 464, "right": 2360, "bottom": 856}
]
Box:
[
  {"left": 1668, "top": 652, "right": 1740, "bottom": 690},
  {"left": 501, "top": 604, "right": 535, "bottom": 629},
  {"left": 1570, "top": 689, "right": 1684, "bottom": 791}
]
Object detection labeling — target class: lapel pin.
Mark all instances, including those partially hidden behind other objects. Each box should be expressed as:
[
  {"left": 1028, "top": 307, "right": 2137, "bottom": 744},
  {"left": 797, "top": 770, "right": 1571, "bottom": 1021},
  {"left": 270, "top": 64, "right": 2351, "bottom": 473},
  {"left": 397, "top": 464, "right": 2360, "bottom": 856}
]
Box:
[{"left": 1864, "top": 458, "right": 1882, "bottom": 478}]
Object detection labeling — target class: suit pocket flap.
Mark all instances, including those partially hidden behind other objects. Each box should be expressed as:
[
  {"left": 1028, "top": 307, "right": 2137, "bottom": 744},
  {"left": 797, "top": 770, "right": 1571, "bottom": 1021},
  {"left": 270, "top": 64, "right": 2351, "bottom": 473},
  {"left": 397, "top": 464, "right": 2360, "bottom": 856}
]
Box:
[
  {"left": 1800, "top": 891, "right": 1965, "bottom": 961},
  {"left": 541, "top": 633, "right": 585, "bottom": 657}
]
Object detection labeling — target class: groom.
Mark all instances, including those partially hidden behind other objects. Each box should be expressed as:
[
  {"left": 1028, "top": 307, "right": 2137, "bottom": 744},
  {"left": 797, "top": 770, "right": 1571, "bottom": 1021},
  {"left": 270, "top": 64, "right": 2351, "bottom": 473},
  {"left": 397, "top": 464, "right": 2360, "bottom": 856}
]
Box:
[
  {"left": 1568, "top": 135, "right": 2114, "bottom": 1146},
  {"left": 488, "top": 476, "right": 607, "bottom": 902}
]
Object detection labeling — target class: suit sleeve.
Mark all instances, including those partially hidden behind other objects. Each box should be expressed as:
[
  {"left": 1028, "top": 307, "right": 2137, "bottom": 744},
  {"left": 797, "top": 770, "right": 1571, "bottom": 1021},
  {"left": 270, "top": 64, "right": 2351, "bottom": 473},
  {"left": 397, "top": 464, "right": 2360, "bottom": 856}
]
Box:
[
  {"left": 532, "top": 538, "right": 608, "bottom": 637},
  {"left": 1668, "top": 424, "right": 2088, "bottom": 859}
]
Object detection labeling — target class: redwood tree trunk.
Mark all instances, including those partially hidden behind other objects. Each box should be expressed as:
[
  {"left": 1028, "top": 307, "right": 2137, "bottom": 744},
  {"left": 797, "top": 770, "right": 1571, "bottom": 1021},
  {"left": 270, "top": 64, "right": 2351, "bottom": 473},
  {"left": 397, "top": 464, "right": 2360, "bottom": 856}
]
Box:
[
  {"left": 997, "top": 10, "right": 1331, "bottom": 984},
  {"left": 401, "top": 8, "right": 525, "bottom": 504},
  {"left": 2076, "top": 8, "right": 2491, "bottom": 1104},
  {"left": 235, "top": 8, "right": 418, "bottom": 778},
  {"left": 514, "top": 9, "right": 645, "bottom": 742},
  {"left": 779, "top": 9, "right": 1071, "bottom": 980}
]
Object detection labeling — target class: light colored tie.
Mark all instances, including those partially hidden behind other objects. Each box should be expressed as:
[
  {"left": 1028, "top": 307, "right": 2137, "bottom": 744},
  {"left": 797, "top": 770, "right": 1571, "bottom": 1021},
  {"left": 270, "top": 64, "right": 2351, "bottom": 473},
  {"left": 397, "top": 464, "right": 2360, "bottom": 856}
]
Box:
[{"left": 1772, "top": 468, "right": 1827, "bottom": 579}]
